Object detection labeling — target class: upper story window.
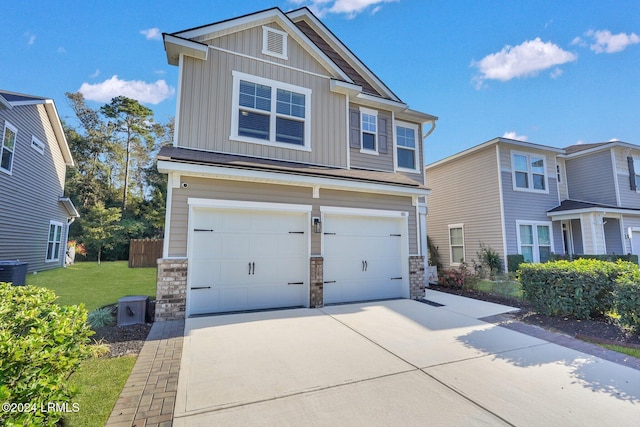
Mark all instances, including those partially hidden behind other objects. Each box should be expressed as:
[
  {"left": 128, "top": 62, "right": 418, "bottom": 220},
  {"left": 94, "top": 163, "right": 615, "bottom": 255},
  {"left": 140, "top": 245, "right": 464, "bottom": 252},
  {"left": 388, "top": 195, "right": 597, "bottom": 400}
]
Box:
[
  {"left": 396, "top": 121, "right": 419, "bottom": 172},
  {"left": 231, "top": 71, "right": 311, "bottom": 151},
  {"left": 360, "top": 107, "right": 377, "bottom": 153},
  {"left": 1, "top": 121, "right": 17, "bottom": 174},
  {"left": 512, "top": 151, "right": 548, "bottom": 193},
  {"left": 631, "top": 157, "right": 640, "bottom": 191},
  {"left": 31, "top": 136, "right": 45, "bottom": 154}
]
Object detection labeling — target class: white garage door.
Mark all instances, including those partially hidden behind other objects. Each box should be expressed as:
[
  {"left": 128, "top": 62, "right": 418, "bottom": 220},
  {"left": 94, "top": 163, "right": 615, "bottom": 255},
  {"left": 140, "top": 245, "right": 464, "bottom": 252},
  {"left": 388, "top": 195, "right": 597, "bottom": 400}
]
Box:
[
  {"left": 188, "top": 207, "right": 308, "bottom": 315},
  {"left": 323, "top": 214, "right": 405, "bottom": 304}
]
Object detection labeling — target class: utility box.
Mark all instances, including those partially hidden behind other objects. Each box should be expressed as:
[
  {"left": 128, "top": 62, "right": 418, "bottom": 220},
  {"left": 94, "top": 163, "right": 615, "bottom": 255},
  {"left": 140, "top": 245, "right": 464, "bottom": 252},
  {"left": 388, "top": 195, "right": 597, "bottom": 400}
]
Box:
[
  {"left": 0, "top": 261, "right": 28, "bottom": 286},
  {"left": 117, "top": 296, "right": 149, "bottom": 326}
]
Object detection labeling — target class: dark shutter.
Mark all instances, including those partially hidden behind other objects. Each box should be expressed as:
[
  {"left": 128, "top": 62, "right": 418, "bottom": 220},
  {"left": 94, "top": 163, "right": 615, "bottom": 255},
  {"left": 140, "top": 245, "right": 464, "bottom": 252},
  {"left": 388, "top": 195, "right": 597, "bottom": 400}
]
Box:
[
  {"left": 349, "top": 109, "right": 360, "bottom": 149},
  {"left": 628, "top": 156, "right": 636, "bottom": 191},
  {"left": 378, "top": 115, "right": 388, "bottom": 154}
]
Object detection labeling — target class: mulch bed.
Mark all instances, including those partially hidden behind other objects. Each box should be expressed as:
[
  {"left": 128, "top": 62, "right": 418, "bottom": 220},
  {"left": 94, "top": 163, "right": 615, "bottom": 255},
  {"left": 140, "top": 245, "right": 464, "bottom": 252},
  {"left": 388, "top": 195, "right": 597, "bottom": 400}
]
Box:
[
  {"left": 92, "top": 323, "right": 153, "bottom": 357},
  {"left": 428, "top": 284, "right": 640, "bottom": 348}
]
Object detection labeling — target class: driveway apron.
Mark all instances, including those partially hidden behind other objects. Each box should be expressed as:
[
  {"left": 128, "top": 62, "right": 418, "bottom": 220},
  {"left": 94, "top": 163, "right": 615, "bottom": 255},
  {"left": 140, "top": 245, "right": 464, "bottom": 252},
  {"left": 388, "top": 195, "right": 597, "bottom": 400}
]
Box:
[{"left": 174, "top": 293, "right": 640, "bottom": 426}]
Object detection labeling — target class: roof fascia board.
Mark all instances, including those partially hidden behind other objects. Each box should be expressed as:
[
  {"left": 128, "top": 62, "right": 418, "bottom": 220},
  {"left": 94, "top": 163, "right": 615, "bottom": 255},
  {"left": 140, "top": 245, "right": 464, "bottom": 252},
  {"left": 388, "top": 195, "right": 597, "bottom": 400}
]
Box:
[
  {"left": 163, "top": 34, "right": 208, "bottom": 66},
  {"left": 43, "top": 100, "right": 74, "bottom": 166},
  {"left": 157, "top": 159, "right": 429, "bottom": 197},
  {"left": 562, "top": 141, "right": 638, "bottom": 159},
  {"left": 59, "top": 197, "right": 80, "bottom": 218},
  {"left": 286, "top": 8, "right": 401, "bottom": 102},
  {"left": 548, "top": 207, "right": 640, "bottom": 219},
  {"left": 0, "top": 95, "right": 13, "bottom": 110}
]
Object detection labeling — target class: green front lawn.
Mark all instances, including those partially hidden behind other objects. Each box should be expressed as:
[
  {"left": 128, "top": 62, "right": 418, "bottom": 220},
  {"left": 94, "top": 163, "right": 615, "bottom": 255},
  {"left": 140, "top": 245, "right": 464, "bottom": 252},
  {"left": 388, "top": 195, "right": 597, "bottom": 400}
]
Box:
[{"left": 26, "top": 261, "right": 156, "bottom": 310}]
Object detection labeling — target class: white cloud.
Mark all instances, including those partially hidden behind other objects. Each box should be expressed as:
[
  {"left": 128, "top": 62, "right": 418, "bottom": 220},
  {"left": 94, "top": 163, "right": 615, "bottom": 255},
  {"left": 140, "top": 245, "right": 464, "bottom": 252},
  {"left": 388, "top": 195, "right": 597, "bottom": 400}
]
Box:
[
  {"left": 140, "top": 27, "right": 162, "bottom": 41},
  {"left": 90, "top": 69, "right": 100, "bottom": 78},
  {"left": 24, "top": 32, "right": 36, "bottom": 46},
  {"left": 293, "top": 0, "right": 398, "bottom": 18},
  {"left": 78, "top": 75, "right": 175, "bottom": 104},
  {"left": 503, "top": 131, "right": 528, "bottom": 142},
  {"left": 471, "top": 38, "right": 577, "bottom": 87},
  {"left": 585, "top": 29, "right": 640, "bottom": 54},
  {"left": 57, "top": 46, "right": 66, "bottom": 54},
  {"left": 550, "top": 67, "right": 563, "bottom": 79}
]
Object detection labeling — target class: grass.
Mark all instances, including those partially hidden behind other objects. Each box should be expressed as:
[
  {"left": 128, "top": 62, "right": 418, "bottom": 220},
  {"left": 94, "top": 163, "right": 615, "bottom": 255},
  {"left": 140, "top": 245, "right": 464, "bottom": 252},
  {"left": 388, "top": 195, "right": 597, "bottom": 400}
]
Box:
[
  {"left": 599, "top": 343, "right": 640, "bottom": 360},
  {"left": 63, "top": 356, "right": 137, "bottom": 427},
  {"left": 26, "top": 261, "right": 156, "bottom": 310},
  {"left": 472, "top": 277, "right": 523, "bottom": 299}
]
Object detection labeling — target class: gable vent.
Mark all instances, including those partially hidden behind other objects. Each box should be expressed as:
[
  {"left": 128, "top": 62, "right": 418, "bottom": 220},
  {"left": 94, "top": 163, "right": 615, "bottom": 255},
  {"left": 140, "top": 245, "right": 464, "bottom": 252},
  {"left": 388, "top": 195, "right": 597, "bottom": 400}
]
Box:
[{"left": 262, "top": 26, "right": 288, "bottom": 60}]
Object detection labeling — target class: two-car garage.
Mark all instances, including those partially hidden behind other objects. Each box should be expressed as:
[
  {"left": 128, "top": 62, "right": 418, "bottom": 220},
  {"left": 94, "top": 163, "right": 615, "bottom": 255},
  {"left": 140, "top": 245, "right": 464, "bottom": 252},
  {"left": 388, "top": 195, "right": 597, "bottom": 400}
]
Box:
[{"left": 186, "top": 199, "right": 408, "bottom": 316}]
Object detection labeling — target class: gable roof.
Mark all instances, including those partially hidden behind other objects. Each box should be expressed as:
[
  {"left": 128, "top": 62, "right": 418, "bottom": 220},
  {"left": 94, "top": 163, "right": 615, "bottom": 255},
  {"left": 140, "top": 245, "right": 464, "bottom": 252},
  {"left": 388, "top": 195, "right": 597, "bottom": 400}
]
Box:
[{"left": 0, "top": 90, "right": 73, "bottom": 166}]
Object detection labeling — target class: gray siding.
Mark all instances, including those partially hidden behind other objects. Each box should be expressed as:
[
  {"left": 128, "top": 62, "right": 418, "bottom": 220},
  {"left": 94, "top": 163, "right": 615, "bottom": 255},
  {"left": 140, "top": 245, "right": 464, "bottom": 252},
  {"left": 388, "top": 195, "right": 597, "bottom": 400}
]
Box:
[
  {"left": 177, "top": 23, "right": 348, "bottom": 168},
  {"left": 603, "top": 217, "right": 624, "bottom": 254},
  {"left": 0, "top": 104, "right": 69, "bottom": 272},
  {"left": 571, "top": 219, "right": 584, "bottom": 254},
  {"left": 425, "top": 144, "right": 504, "bottom": 269},
  {"left": 614, "top": 147, "right": 640, "bottom": 209},
  {"left": 622, "top": 215, "right": 640, "bottom": 254},
  {"left": 566, "top": 150, "right": 617, "bottom": 205},
  {"left": 167, "top": 176, "right": 419, "bottom": 257},
  {"left": 349, "top": 105, "right": 393, "bottom": 172}
]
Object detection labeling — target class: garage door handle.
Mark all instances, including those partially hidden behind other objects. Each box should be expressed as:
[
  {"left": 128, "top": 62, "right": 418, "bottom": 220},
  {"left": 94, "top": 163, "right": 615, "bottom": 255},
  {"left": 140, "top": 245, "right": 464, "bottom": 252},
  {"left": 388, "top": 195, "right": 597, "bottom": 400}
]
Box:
[
  {"left": 324, "top": 280, "right": 336, "bottom": 284},
  {"left": 288, "top": 282, "right": 304, "bottom": 285},
  {"left": 248, "top": 262, "right": 256, "bottom": 275},
  {"left": 390, "top": 234, "right": 401, "bottom": 237},
  {"left": 194, "top": 228, "right": 214, "bottom": 232},
  {"left": 390, "top": 277, "right": 402, "bottom": 280},
  {"left": 362, "top": 260, "right": 368, "bottom": 271},
  {"left": 191, "top": 286, "right": 211, "bottom": 290}
]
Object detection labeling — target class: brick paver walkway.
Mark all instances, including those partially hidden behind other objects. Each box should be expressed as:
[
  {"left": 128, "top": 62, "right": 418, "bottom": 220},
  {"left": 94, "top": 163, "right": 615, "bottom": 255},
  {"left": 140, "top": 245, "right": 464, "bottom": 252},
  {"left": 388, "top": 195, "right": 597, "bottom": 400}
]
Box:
[{"left": 106, "top": 320, "right": 185, "bottom": 427}]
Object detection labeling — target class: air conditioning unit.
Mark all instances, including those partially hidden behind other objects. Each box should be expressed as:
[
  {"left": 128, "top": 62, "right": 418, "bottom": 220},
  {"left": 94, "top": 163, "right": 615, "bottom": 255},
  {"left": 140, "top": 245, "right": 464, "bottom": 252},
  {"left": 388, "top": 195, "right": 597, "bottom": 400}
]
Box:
[{"left": 117, "top": 296, "right": 149, "bottom": 326}]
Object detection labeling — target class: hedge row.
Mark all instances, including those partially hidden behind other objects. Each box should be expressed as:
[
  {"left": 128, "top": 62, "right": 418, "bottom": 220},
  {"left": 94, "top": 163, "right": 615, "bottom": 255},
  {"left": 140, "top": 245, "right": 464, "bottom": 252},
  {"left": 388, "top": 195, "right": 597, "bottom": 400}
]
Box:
[
  {"left": 0, "top": 283, "right": 94, "bottom": 426},
  {"left": 518, "top": 259, "right": 640, "bottom": 327},
  {"left": 508, "top": 253, "right": 639, "bottom": 273}
]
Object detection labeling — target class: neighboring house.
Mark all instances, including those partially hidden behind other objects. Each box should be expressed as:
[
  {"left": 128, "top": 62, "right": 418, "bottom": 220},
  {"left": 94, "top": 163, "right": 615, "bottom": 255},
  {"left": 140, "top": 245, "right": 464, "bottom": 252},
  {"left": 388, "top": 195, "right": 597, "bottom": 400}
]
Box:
[
  {"left": 156, "top": 7, "right": 437, "bottom": 318},
  {"left": 425, "top": 137, "right": 640, "bottom": 271},
  {"left": 0, "top": 90, "right": 79, "bottom": 273}
]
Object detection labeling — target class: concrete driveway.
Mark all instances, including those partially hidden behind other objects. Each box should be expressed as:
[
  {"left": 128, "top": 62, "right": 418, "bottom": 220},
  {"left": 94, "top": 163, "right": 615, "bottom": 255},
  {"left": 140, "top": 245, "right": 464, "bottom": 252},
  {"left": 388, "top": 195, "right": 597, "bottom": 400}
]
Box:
[{"left": 174, "top": 292, "right": 640, "bottom": 426}]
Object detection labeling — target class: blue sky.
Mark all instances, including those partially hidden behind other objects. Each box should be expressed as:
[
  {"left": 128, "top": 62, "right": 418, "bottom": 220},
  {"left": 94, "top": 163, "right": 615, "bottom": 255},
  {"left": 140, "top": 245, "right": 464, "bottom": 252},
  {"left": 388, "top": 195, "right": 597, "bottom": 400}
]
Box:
[{"left": 3, "top": 0, "right": 639, "bottom": 163}]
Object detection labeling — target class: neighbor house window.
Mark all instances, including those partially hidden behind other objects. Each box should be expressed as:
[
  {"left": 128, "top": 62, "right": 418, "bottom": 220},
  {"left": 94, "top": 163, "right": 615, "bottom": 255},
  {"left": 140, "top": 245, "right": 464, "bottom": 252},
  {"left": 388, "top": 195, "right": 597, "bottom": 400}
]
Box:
[
  {"left": 31, "top": 136, "right": 45, "bottom": 154},
  {"left": 46, "top": 221, "right": 63, "bottom": 262},
  {"left": 512, "top": 152, "right": 547, "bottom": 192},
  {"left": 232, "top": 71, "right": 311, "bottom": 150},
  {"left": 1, "top": 121, "right": 17, "bottom": 174},
  {"left": 517, "top": 221, "right": 552, "bottom": 263},
  {"left": 360, "top": 107, "right": 377, "bottom": 153},
  {"left": 396, "top": 122, "right": 418, "bottom": 171},
  {"left": 448, "top": 224, "right": 465, "bottom": 265},
  {"left": 633, "top": 157, "right": 640, "bottom": 190}
]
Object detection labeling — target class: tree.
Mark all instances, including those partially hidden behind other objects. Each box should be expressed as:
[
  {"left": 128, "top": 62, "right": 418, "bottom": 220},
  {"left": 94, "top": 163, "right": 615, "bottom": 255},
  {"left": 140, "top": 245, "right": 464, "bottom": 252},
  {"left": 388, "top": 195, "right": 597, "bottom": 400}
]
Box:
[{"left": 80, "top": 203, "right": 123, "bottom": 264}]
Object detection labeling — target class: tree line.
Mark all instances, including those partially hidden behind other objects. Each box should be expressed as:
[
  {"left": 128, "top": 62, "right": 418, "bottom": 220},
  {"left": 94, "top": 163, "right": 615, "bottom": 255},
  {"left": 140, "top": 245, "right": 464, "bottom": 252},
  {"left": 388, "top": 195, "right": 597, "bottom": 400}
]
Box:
[{"left": 64, "top": 93, "right": 172, "bottom": 262}]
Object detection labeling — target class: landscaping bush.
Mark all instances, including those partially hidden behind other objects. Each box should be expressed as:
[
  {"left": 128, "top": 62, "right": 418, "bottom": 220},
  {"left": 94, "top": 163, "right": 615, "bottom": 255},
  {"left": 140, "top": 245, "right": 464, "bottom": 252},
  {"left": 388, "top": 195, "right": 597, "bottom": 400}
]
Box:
[
  {"left": 549, "top": 253, "right": 639, "bottom": 264},
  {"left": 474, "top": 243, "right": 503, "bottom": 279},
  {"left": 615, "top": 269, "right": 640, "bottom": 332},
  {"left": 519, "top": 259, "right": 637, "bottom": 319},
  {"left": 87, "top": 306, "right": 115, "bottom": 329},
  {"left": 507, "top": 254, "right": 525, "bottom": 273},
  {"left": 438, "top": 263, "right": 478, "bottom": 289},
  {"left": 0, "top": 283, "right": 94, "bottom": 426}
]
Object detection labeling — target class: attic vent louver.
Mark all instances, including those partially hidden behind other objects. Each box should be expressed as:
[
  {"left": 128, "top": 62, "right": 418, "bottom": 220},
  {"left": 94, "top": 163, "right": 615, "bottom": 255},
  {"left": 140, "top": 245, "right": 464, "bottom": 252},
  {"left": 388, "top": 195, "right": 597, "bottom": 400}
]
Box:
[{"left": 262, "top": 26, "right": 288, "bottom": 60}]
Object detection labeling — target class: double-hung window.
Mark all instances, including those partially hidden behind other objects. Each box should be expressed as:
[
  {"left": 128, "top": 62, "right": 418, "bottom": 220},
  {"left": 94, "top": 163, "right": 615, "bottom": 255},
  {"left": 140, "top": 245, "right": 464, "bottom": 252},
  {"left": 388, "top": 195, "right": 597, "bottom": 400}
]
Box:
[
  {"left": 1, "top": 121, "right": 17, "bottom": 174},
  {"left": 360, "top": 107, "right": 377, "bottom": 153},
  {"left": 448, "top": 224, "right": 465, "bottom": 265},
  {"left": 512, "top": 152, "right": 547, "bottom": 192},
  {"left": 396, "top": 121, "right": 418, "bottom": 171},
  {"left": 46, "top": 221, "right": 63, "bottom": 262},
  {"left": 232, "top": 71, "right": 311, "bottom": 150},
  {"left": 517, "top": 221, "right": 552, "bottom": 263}
]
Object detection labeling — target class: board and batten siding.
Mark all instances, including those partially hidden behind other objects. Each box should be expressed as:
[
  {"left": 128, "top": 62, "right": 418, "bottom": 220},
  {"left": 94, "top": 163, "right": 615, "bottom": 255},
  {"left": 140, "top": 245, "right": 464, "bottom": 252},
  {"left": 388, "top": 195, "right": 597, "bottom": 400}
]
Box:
[
  {"left": 425, "top": 145, "right": 504, "bottom": 268},
  {"left": 0, "top": 104, "right": 69, "bottom": 272},
  {"left": 177, "top": 23, "right": 348, "bottom": 169},
  {"left": 565, "top": 150, "right": 617, "bottom": 206},
  {"left": 166, "top": 176, "right": 419, "bottom": 258},
  {"left": 499, "top": 145, "right": 563, "bottom": 256},
  {"left": 613, "top": 147, "right": 640, "bottom": 209}
]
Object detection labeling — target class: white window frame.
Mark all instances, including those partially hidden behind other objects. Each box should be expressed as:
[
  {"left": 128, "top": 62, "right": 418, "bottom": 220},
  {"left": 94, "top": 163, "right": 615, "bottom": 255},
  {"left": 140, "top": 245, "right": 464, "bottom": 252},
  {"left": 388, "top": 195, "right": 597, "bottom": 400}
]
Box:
[
  {"left": 395, "top": 120, "right": 419, "bottom": 172},
  {"left": 45, "top": 221, "right": 64, "bottom": 263},
  {"left": 516, "top": 220, "right": 554, "bottom": 263},
  {"left": 31, "top": 136, "right": 45, "bottom": 154},
  {"left": 359, "top": 106, "right": 378, "bottom": 155},
  {"left": 632, "top": 157, "right": 640, "bottom": 193},
  {"left": 448, "top": 224, "right": 465, "bottom": 266},
  {"left": 1, "top": 121, "right": 17, "bottom": 175},
  {"left": 511, "top": 151, "right": 549, "bottom": 194},
  {"left": 231, "top": 71, "right": 311, "bottom": 152},
  {"left": 262, "top": 26, "right": 288, "bottom": 60}
]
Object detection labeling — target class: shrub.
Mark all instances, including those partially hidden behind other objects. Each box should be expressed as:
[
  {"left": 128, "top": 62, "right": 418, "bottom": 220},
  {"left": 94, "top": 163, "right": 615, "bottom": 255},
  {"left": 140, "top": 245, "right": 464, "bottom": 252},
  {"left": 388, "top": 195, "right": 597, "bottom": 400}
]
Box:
[
  {"left": 87, "top": 306, "right": 115, "bottom": 329},
  {"left": 438, "top": 263, "right": 478, "bottom": 289},
  {"left": 474, "top": 243, "right": 503, "bottom": 279},
  {"left": 519, "top": 259, "right": 636, "bottom": 319},
  {"left": 615, "top": 269, "right": 640, "bottom": 332},
  {"left": 550, "top": 253, "right": 639, "bottom": 264},
  {"left": 427, "top": 236, "right": 442, "bottom": 271},
  {"left": 0, "top": 283, "right": 94, "bottom": 426},
  {"left": 507, "top": 254, "right": 525, "bottom": 273}
]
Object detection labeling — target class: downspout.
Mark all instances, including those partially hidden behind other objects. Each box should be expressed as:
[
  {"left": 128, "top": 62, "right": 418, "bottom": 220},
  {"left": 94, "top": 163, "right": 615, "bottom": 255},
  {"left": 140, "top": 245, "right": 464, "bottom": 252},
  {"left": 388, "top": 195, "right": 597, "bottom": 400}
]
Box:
[
  {"left": 423, "top": 120, "right": 436, "bottom": 140},
  {"left": 64, "top": 217, "right": 76, "bottom": 269}
]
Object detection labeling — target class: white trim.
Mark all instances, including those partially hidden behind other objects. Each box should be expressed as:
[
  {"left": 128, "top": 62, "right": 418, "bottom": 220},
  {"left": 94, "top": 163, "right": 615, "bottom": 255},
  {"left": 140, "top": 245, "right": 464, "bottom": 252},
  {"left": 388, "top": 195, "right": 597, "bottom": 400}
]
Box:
[
  {"left": 162, "top": 173, "right": 175, "bottom": 258},
  {"left": 173, "top": 54, "right": 184, "bottom": 147},
  {"left": 346, "top": 95, "right": 351, "bottom": 169},
  {"left": 394, "top": 120, "right": 420, "bottom": 173},
  {"left": 359, "top": 106, "right": 378, "bottom": 154},
  {"left": 262, "top": 26, "right": 288, "bottom": 60},
  {"left": 611, "top": 149, "right": 621, "bottom": 206},
  {"left": 158, "top": 159, "right": 429, "bottom": 198},
  {"left": 188, "top": 197, "right": 312, "bottom": 213},
  {"left": 230, "top": 71, "right": 312, "bottom": 151},
  {"left": 511, "top": 150, "right": 550, "bottom": 194},
  {"left": 0, "top": 121, "right": 17, "bottom": 175},
  {"left": 496, "top": 145, "right": 508, "bottom": 272},
  {"left": 548, "top": 206, "right": 640, "bottom": 220},
  {"left": 448, "top": 223, "right": 465, "bottom": 266},
  {"left": 320, "top": 205, "right": 408, "bottom": 218},
  {"left": 31, "top": 135, "right": 45, "bottom": 154},
  {"left": 515, "top": 220, "right": 554, "bottom": 263},
  {"left": 45, "top": 220, "right": 64, "bottom": 263}
]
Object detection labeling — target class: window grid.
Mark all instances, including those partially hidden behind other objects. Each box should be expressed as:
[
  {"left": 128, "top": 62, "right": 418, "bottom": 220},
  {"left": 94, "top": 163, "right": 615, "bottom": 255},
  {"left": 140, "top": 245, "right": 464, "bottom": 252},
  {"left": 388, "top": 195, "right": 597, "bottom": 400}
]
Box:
[
  {"left": 513, "top": 152, "right": 547, "bottom": 192},
  {"left": 46, "top": 222, "right": 63, "bottom": 262},
  {"left": 449, "top": 225, "right": 465, "bottom": 265},
  {"left": 396, "top": 125, "right": 417, "bottom": 170}
]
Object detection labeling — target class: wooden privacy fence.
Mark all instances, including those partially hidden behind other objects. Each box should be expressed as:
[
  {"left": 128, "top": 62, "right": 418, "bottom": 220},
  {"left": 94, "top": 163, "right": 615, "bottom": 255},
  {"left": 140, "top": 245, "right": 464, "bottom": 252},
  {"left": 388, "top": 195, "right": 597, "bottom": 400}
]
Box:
[{"left": 129, "top": 239, "right": 163, "bottom": 268}]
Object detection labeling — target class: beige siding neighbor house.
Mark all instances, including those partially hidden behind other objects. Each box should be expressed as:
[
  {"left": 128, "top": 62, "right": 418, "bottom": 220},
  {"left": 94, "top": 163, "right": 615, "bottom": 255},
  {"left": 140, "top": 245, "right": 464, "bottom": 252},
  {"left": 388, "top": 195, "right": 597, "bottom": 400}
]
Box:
[
  {"left": 0, "top": 90, "right": 79, "bottom": 274},
  {"left": 156, "top": 7, "right": 438, "bottom": 319},
  {"left": 426, "top": 138, "right": 640, "bottom": 272}
]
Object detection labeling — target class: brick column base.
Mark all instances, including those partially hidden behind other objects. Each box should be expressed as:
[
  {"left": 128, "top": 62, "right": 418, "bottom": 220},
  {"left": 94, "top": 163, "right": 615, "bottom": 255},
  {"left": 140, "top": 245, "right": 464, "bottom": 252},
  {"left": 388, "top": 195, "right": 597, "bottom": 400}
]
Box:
[
  {"left": 409, "top": 255, "right": 426, "bottom": 299},
  {"left": 310, "top": 256, "right": 324, "bottom": 308},
  {"left": 155, "top": 258, "right": 187, "bottom": 321}
]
